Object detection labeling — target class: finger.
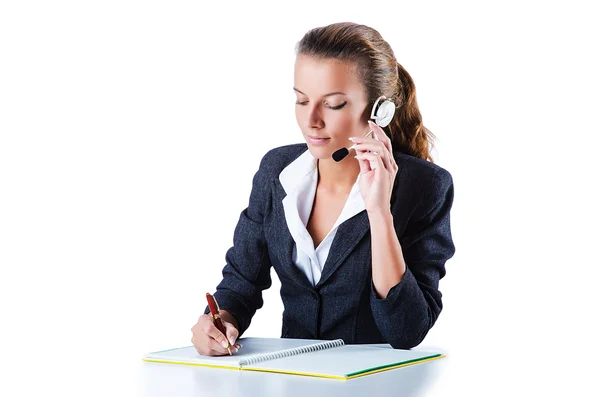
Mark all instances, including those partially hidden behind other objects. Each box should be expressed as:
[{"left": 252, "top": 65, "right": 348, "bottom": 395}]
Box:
[
  {"left": 192, "top": 336, "right": 206, "bottom": 355},
  {"left": 355, "top": 152, "right": 372, "bottom": 174},
  {"left": 368, "top": 150, "right": 390, "bottom": 171},
  {"left": 192, "top": 333, "right": 225, "bottom": 356},
  {"left": 203, "top": 321, "right": 232, "bottom": 352},
  {"left": 352, "top": 141, "right": 387, "bottom": 155},
  {"left": 379, "top": 149, "right": 392, "bottom": 170},
  {"left": 353, "top": 143, "right": 391, "bottom": 170},
  {"left": 206, "top": 340, "right": 243, "bottom": 355},
  {"left": 356, "top": 151, "right": 388, "bottom": 171},
  {"left": 367, "top": 121, "right": 394, "bottom": 162},
  {"left": 224, "top": 321, "right": 239, "bottom": 346},
  {"left": 389, "top": 153, "right": 398, "bottom": 171},
  {"left": 193, "top": 344, "right": 211, "bottom": 356},
  {"left": 349, "top": 135, "right": 385, "bottom": 146},
  {"left": 368, "top": 120, "right": 393, "bottom": 153},
  {"left": 206, "top": 337, "right": 232, "bottom": 355}
]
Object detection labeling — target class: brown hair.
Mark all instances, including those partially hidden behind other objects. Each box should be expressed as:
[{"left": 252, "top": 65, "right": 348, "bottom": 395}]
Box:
[{"left": 296, "top": 22, "right": 436, "bottom": 162}]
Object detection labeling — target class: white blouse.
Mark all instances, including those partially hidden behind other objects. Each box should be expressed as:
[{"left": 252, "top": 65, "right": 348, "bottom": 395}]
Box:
[{"left": 278, "top": 149, "right": 366, "bottom": 286}]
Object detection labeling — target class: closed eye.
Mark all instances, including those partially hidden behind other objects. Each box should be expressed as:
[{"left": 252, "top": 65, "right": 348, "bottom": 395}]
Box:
[{"left": 295, "top": 101, "right": 347, "bottom": 110}]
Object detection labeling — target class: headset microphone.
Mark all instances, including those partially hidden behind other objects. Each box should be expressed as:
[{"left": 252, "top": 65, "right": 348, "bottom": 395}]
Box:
[{"left": 331, "top": 96, "right": 395, "bottom": 162}]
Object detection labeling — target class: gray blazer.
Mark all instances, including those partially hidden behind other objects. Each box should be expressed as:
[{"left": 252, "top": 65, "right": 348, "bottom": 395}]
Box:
[{"left": 205, "top": 143, "right": 455, "bottom": 349}]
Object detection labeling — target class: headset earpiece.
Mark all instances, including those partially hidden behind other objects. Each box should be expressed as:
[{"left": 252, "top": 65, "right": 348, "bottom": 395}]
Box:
[{"left": 370, "top": 96, "right": 395, "bottom": 128}]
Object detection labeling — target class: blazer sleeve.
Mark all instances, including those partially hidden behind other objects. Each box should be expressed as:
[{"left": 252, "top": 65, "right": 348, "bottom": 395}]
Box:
[
  {"left": 203, "top": 152, "right": 273, "bottom": 336},
  {"left": 370, "top": 167, "right": 456, "bottom": 349}
]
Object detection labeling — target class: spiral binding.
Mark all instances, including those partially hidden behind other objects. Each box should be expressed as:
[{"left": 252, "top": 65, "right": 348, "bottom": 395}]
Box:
[{"left": 239, "top": 339, "right": 345, "bottom": 367}]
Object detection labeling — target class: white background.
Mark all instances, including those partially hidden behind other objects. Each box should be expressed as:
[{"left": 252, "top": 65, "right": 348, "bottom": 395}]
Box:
[{"left": 1, "top": 1, "right": 599, "bottom": 396}]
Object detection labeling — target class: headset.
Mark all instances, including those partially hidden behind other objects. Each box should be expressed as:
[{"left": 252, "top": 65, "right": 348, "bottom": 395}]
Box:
[
  {"left": 370, "top": 95, "right": 395, "bottom": 128},
  {"left": 331, "top": 95, "right": 396, "bottom": 162}
]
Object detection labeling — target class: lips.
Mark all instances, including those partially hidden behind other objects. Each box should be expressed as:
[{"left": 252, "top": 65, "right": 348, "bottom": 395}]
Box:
[
  {"left": 306, "top": 135, "right": 330, "bottom": 145},
  {"left": 308, "top": 136, "right": 329, "bottom": 139}
]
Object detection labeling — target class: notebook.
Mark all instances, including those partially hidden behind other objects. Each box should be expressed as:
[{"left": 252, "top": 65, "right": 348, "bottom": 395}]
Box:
[{"left": 142, "top": 337, "right": 445, "bottom": 380}]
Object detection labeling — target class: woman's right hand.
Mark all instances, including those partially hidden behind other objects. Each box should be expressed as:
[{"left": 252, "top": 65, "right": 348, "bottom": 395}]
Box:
[{"left": 191, "top": 312, "right": 241, "bottom": 356}]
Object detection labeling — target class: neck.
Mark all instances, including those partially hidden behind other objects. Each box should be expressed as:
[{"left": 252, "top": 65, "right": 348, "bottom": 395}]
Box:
[{"left": 316, "top": 154, "right": 360, "bottom": 195}]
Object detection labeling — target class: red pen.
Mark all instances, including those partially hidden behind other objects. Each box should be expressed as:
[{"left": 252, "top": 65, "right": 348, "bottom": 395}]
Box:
[{"left": 206, "top": 292, "right": 232, "bottom": 355}]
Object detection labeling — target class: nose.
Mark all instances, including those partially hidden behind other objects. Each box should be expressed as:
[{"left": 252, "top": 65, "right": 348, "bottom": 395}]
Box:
[{"left": 308, "top": 104, "right": 324, "bottom": 129}]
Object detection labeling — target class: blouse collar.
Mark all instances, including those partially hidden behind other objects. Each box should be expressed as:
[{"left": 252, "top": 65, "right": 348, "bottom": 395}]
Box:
[{"left": 278, "top": 148, "right": 366, "bottom": 228}]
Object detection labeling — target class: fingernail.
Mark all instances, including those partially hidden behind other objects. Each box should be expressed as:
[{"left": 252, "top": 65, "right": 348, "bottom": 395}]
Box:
[
  {"left": 229, "top": 337, "right": 236, "bottom": 345},
  {"left": 221, "top": 340, "right": 229, "bottom": 348}
]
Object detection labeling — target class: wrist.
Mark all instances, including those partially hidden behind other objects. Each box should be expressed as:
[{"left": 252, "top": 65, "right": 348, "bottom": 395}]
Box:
[{"left": 367, "top": 208, "right": 393, "bottom": 225}]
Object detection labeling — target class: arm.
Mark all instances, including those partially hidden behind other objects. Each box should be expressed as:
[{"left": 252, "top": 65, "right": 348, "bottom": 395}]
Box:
[
  {"left": 369, "top": 168, "right": 455, "bottom": 349},
  {"left": 203, "top": 153, "right": 274, "bottom": 337}
]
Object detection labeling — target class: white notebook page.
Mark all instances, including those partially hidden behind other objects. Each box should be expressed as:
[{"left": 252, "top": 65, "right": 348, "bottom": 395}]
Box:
[
  {"left": 244, "top": 344, "right": 441, "bottom": 377},
  {"left": 143, "top": 337, "right": 333, "bottom": 367}
]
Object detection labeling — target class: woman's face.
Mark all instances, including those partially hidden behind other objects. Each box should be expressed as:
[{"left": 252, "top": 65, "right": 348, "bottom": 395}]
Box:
[{"left": 293, "top": 55, "right": 370, "bottom": 160}]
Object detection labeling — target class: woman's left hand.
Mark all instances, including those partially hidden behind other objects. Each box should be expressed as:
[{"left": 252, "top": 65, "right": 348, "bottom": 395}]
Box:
[{"left": 352, "top": 120, "right": 398, "bottom": 214}]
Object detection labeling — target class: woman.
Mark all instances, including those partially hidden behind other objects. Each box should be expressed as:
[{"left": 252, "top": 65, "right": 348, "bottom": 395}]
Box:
[{"left": 191, "top": 22, "right": 455, "bottom": 355}]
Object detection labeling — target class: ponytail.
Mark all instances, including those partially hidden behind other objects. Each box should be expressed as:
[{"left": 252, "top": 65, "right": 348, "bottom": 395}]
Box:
[{"left": 386, "top": 62, "right": 436, "bottom": 162}]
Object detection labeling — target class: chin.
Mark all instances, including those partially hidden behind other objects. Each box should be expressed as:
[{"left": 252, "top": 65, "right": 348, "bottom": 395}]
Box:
[{"left": 305, "top": 145, "right": 335, "bottom": 160}]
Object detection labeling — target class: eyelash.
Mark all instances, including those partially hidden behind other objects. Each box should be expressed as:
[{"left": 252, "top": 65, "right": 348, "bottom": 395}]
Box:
[{"left": 295, "top": 101, "right": 347, "bottom": 110}]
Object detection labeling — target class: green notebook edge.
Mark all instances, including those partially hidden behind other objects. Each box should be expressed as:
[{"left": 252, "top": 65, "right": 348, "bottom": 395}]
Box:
[{"left": 345, "top": 353, "right": 444, "bottom": 378}]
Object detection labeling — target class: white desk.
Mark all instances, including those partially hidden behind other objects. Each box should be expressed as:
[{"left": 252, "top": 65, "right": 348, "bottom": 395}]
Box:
[{"left": 140, "top": 353, "right": 445, "bottom": 397}]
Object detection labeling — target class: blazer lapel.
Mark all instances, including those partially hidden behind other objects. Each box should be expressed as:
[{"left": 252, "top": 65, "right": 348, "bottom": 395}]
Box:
[
  {"left": 316, "top": 210, "right": 370, "bottom": 288},
  {"left": 271, "top": 180, "right": 315, "bottom": 292},
  {"left": 316, "top": 154, "right": 408, "bottom": 288}
]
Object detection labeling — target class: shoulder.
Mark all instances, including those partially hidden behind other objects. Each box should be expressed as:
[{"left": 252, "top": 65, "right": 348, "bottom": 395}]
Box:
[
  {"left": 392, "top": 151, "right": 454, "bottom": 203},
  {"left": 394, "top": 151, "right": 452, "bottom": 184},
  {"left": 256, "top": 143, "right": 309, "bottom": 177}
]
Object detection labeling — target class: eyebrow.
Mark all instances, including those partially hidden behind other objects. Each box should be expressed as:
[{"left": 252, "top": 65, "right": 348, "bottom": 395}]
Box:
[{"left": 293, "top": 87, "right": 347, "bottom": 97}]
